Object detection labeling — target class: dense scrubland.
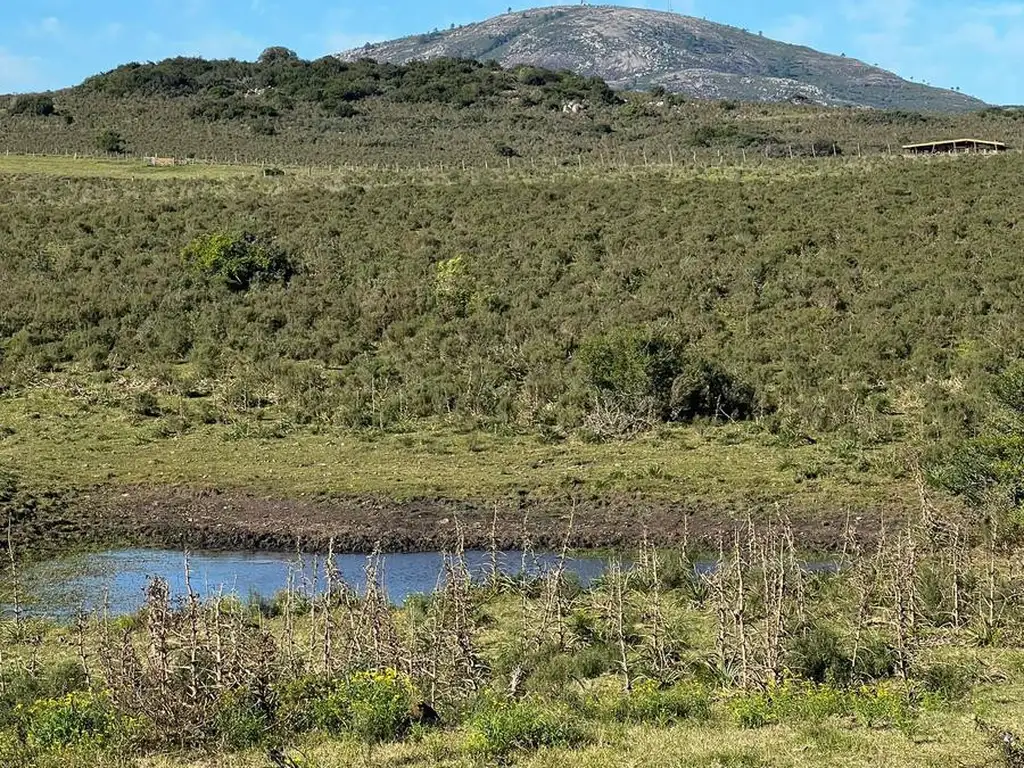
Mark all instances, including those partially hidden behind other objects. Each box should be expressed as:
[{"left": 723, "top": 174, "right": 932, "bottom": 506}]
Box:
[
  {"left": 3, "top": 150, "right": 1024, "bottom": 451},
  {"left": 4, "top": 54, "right": 1024, "bottom": 765}
]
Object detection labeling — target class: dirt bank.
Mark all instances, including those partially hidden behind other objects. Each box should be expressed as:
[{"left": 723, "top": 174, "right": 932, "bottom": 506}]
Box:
[{"left": 12, "top": 484, "right": 911, "bottom": 556}]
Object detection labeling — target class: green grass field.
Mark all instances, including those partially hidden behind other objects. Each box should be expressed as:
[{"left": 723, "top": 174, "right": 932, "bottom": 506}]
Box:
[
  {"left": 0, "top": 385, "right": 905, "bottom": 509},
  {"left": 0, "top": 153, "right": 265, "bottom": 180}
]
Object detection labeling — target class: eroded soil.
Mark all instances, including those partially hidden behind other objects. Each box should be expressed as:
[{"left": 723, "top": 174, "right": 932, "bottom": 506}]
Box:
[{"left": 11, "top": 484, "right": 910, "bottom": 556}]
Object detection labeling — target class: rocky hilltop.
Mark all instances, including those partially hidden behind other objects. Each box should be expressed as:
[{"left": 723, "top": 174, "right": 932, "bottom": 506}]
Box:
[{"left": 340, "top": 5, "right": 984, "bottom": 112}]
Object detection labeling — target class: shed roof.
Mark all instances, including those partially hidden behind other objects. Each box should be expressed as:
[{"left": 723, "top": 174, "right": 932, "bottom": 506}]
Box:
[{"left": 902, "top": 138, "right": 1007, "bottom": 151}]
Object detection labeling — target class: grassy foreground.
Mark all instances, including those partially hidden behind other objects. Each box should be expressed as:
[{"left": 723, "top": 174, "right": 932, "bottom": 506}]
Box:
[{"left": 1, "top": 522, "right": 1021, "bottom": 768}]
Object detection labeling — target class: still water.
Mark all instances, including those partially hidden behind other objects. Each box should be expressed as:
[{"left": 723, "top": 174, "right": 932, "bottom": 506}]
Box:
[{"left": 9, "top": 548, "right": 617, "bottom": 619}]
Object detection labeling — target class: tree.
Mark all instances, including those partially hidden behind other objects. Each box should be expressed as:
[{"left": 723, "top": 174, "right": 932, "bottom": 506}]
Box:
[
  {"left": 9, "top": 94, "right": 55, "bottom": 117},
  {"left": 95, "top": 130, "right": 126, "bottom": 154},
  {"left": 577, "top": 330, "right": 755, "bottom": 429},
  {"left": 258, "top": 47, "right": 299, "bottom": 65},
  {"left": 182, "top": 231, "right": 294, "bottom": 291}
]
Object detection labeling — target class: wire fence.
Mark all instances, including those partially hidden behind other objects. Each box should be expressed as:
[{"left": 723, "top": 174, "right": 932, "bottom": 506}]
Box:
[{"left": 4, "top": 143, "right": 1023, "bottom": 180}]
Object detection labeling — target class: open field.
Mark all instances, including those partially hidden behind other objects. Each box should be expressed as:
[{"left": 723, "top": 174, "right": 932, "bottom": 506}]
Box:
[
  {"left": 0, "top": 153, "right": 263, "bottom": 180},
  {"left": 0, "top": 384, "right": 910, "bottom": 554},
  {"left": 0, "top": 147, "right": 967, "bottom": 185}
]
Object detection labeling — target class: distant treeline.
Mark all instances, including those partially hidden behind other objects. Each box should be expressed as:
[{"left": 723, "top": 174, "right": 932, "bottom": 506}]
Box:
[{"left": 81, "top": 51, "right": 622, "bottom": 117}]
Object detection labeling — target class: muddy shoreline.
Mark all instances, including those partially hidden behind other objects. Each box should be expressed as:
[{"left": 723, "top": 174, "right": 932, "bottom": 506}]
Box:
[{"left": 10, "top": 484, "right": 910, "bottom": 557}]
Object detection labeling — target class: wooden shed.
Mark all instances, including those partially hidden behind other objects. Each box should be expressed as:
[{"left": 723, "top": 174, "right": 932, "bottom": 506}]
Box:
[{"left": 902, "top": 139, "right": 1008, "bottom": 154}]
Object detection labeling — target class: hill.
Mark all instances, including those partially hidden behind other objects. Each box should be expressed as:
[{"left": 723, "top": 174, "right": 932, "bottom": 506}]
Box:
[
  {"left": 340, "top": 5, "right": 985, "bottom": 112},
  {"left": 2, "top": 54, "right": 1021, "bottom": 171}
]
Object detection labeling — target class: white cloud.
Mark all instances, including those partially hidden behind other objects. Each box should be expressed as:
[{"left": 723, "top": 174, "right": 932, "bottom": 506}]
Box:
[
  {"left": 967, "top": 2, "right": 1024, "bottom": 17},
  {"left": 841, "top": 0, "right": 916, "bottom": 28},
  {"left": 24, "top": 16, "right": 64, "bottom": 40},
  {"left": 103, "top": 22, "right": 125, "bottom": 41}
]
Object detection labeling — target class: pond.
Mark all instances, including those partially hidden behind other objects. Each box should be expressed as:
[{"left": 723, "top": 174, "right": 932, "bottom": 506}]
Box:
[{"left": 6, "top": 548, "right": 620, "bottom": 619}]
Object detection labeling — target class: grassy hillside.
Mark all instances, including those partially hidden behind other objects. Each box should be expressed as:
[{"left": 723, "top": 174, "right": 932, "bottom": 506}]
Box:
[
  {"left": 2, "top": 152, "right": 1023, "bottom": 443},
  {"left": 3, "top": 56, "right": 1024, "bottom": 537}
]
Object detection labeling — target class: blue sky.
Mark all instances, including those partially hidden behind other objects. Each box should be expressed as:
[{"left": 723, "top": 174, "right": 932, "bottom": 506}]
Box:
[{"left": 1, "top": 0, "right": 1022, "bottom": 103}]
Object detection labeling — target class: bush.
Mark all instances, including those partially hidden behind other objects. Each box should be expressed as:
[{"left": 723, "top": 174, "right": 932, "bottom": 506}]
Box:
[
  {"left": 276, "top": 669, "right": 416, "bottom": 744},
  {"left": 916, "top": 661, "right": 977, "bottom": 703},
  {"left": 786, "top": 624, "right": 896, "bottom": 684},
  {"left": 522, "top": 643, "right": 617, "bottom": 694},
  {"left": 131, "top": 391, "right": 161, "bottom": 418},
  {"left": 329, "top": 102, "right": 359, "bottom": 118},
  {"left": 602, "top": 680, "right": 713, "bottom": 725},
  {"left": 729, "top": 681, "right": 915, "bottom": 731},
  {"left": 729, "top": 690, "right": 775, "bottom": 728},
  {"left": 258, "top": 47, "right": 299, "bottom": 65},
  {"left": 577, "top": 330, "right": 755, "bottom": 432},
  {"left": 346, "top": 669, "right": 417, "bottom": 745},
  {"left": 434, "top": 255, "right": 473, "bottom": 318},
  {"left": 787, "top": 623, "right": 852, "bottom": 684},
  {"left": 275, "top": 675, "right": 336, "bottom": 734},
  {"left": 0, "top": 662, "right": 88, "bottom": 729},
  {"left": 9, "top": 95, "right": 55, "bottom": 117},
  {"left": 465, "top": 697, "right": 585, "bottom": 758},
  {"left": 94, "top": 130, "right": 126, "bottom": 154},
  {"left": 213, "top": 690, "right": 268, "bottom": 750},
  {"left": 182, "top": 231, "right": 294, "bottom": 291},
  {"left": 24, "top": 692, "right": 122, "bottom": 751},
  {"left": 850, "top": 682, "right": 915, "bottom": 729}
]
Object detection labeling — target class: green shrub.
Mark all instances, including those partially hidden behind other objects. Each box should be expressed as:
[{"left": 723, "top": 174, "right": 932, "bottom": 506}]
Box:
[
  {"left": 9, "top": 95, "right": 56, "bottom": 117},
  {"left": 275, "top": 669, "right": 416, "bottom": 743},
  {"left": 94, "top": 129, "right": 125, "bottom": 154},
  {"left": 24, "top": 691, "right": 121, "bottom": 751},
  {"left": 993, "top": 360, "right": 1024, "bottom": 414},
  {"left": 182, "top": 231, "right": 294, "bottom": 291},
  {"left": 786, "top": 625, "right": 897, "bottom": 684},
  {"left": 0, "top": 726, "right": 34, "bottom": 766},
  {"left": 849, "top": 682, "right": 915, "bottom": 730},
  {"left": 345, "top": 669, "right": 417, "bottom": 745},
  {"left": 603, "top": 680, "right": 713, "bottom": 725},
  {"left": 729, "top": 691, "right": 775, "bottom": 728},
  {"left": 274, "top": 675, "right": 333, "bottom": 734},
  {"left": 213, "top": 690, "right": 268, "bottom": 750},
  {"left": 729, "top": 681, "right": 916, "bottom": 731},
  {"left": 787, "top": 623, "right": 852, "bottom": 684},
  {"left": 433, "top": 255, "right": 473, "bottom": 318},
  {"left": 577, "top": 330, "right": 755, "bottom": 430},
  {"left": 916, "top": 661, "right": 977, "bottom": 703},
  {"left": 131, "top": 391, "right": 161, "bottom": 418},
  {"left": 0, "top": 662, "right": 88, "bottom": 729},
  {"left": 465, "top": 697, "right": 585, "bottom": 758}
]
